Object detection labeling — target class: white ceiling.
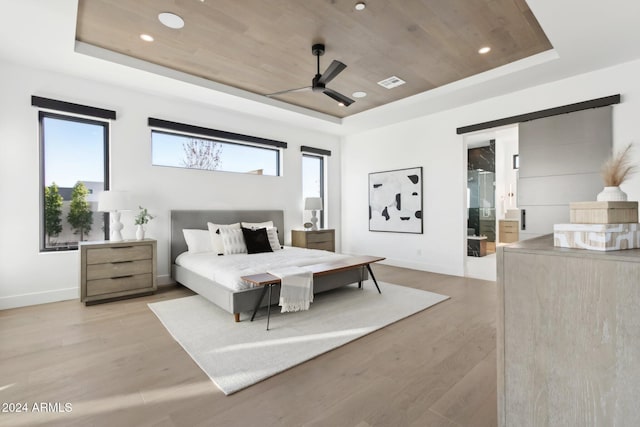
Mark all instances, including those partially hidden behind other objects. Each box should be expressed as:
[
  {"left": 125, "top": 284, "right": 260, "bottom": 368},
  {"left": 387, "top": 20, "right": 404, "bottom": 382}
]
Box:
[{"left": 2, "top": 0, "right": 640, "bottom": 136}]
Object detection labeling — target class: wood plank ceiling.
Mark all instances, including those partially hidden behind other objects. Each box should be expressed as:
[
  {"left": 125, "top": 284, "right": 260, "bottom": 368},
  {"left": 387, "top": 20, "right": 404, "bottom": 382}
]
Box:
[{"left": 76, "top": 0, "right": 552, "bottom": 118}]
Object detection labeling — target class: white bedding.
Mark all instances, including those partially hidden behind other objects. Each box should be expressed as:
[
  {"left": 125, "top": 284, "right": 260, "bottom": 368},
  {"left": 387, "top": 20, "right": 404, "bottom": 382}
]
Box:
[{"left": 175, "top": 246, "right": 349, "bottom": 291}]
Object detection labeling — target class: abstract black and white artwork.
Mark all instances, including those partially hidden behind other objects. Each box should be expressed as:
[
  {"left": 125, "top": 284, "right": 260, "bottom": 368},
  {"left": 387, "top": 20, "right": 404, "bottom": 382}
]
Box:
[{"left": 369, "top": 166, "right": 423, "bottom": 233}]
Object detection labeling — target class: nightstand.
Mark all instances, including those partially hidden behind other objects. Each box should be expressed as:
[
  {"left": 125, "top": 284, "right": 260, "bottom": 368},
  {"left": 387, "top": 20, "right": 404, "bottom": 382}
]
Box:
[
  {"left": 291, "top": 229, "right": 335, "bottom": 252},
  {"left": 499, "top": 220, "right": 519, "bottom": 243},
  {"left": 80, "top": 239, "right": 157, "bottom": 305}
]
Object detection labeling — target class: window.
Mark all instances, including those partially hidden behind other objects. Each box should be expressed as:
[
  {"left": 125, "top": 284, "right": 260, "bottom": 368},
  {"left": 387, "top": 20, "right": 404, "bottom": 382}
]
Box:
[
  {"left": 39, "top": 112, "right": 109, "bottom": 251},
  {"left": 151, "top": 130, "right": 281, "bottom": 176},
  {"left": 302, "top": 153, "right": 326, "bottom": 228},
  {"left": 148, "top": 118, "right": 287, "bottom": 176}
]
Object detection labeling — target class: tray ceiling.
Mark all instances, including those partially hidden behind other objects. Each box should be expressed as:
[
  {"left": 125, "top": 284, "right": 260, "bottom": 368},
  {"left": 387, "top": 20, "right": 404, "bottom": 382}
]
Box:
[{"left": 76, "top": 0, "right": 552, "bottom": 118}]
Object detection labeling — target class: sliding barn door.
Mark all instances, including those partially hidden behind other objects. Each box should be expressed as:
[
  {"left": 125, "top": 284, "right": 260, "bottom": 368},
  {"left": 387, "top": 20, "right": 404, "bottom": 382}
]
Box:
[{"left": 518, "top": 107, "right": 612, "bottom": 241}]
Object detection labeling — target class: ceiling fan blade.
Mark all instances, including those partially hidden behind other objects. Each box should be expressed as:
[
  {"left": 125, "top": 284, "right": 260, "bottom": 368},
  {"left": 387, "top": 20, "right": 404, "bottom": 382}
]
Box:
[
  {"left": 317, "top": 60, "right": 347, "bottom": 85},
  {"left": 266, "top": 86, "right": 312, "bottom": 97},
  {"left": 323, "top": 88, "right": 355, "bottom": 106}
]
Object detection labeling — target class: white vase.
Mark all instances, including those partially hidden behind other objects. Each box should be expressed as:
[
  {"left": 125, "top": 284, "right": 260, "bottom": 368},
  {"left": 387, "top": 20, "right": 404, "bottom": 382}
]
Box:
[
  {"left": 135, "top": 224, "right": 145, "bottom": 240},
  {"left": 596, "top": 186, "right": 628, "bottom": 202}
]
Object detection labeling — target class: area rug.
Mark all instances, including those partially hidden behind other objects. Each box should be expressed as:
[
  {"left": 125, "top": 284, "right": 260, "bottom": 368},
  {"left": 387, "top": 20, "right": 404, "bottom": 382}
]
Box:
[{"left": 148, "top": 282, "right": 449, "bottom": 395}]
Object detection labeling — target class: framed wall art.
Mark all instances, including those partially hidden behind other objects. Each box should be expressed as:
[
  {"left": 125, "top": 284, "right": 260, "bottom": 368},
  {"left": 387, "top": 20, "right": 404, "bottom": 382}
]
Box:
[{"left": 369, "top": 166, "right": 423, "bottom": 233}]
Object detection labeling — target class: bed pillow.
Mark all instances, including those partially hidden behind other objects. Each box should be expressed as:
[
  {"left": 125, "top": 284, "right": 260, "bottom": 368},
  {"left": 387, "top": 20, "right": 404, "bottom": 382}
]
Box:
[
  {"left": 219, "top": 228, "right": 248, "bottom": 255},
  {"left": 266, "top": 227, "right": 282, "bottom": 251},
  {"left": 241, "top": 220, "right": 274, "bottom": 230},
  {"left": 182, "top": 229, "right": 213, "bottom": 253},
  {"left": 207, "top": 222, "right": 241, "bottom": 255},
  {"left": 241, "top": 227, "right": 273, "bottom": 254}
]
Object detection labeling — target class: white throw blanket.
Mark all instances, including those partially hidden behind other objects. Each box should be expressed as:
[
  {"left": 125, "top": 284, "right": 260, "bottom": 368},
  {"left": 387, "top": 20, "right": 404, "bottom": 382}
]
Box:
[{"left": 267, "top": 266, "right": 313, "bottom": 312}]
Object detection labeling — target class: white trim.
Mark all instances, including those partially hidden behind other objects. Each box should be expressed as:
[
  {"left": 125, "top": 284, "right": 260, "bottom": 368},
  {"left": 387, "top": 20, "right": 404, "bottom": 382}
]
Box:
[
  {"left": 158, "top": 274, "right": 175, "bottom": 286},
  {"left": 339, "top": 251, "right": 462, "bottom": 277},
  {"left": 0, "top": 275, "right": 175, "bottom": 310},
  {"left": 0, "top": 287, "right": 78, "bottom": 310},
  {"left": 378, "top": 258, "right": 462, "bottom": 277}
]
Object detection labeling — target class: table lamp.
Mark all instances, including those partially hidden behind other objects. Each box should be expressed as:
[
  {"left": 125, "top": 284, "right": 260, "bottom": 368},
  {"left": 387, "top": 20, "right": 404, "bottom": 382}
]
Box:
[
  {"left": 98, "top": 190, "right": 131, "bottom": 241},
  {"left": 304, "top": 197, "right": 323, "bottom": 231}
]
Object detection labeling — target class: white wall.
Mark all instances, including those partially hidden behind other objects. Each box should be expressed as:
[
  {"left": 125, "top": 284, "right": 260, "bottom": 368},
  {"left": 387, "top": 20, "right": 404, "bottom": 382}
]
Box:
[
  {"left": 341, "top": 58, "right": 640, "bottom": 276},
  {"left": 0, "top": 60, "right": 342, "bottom": 309}
]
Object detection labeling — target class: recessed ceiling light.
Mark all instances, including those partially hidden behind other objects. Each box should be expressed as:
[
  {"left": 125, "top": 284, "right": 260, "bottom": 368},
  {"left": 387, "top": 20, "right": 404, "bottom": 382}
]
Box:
[
  {"left": 140, "top": 34, "right": 154, "bottom": 42},
  {"left": 355, "top": 2, "right": 366, "bottom": 11},
  {"left": 338, "top": 102, "right": 345, "bottom": 107},
  {"left": 478, "top": 46, "right": 491, "bottom": 54},
  {"left": 352, "top": 91, "right": 367, "bottom": 98},
  {"left": 158, "top": 12, "right": 185, "bottom": 29}
]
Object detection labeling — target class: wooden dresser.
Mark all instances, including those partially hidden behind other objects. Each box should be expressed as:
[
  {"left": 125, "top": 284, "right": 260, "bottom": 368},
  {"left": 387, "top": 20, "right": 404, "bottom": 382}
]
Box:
[
  {"left": 498, "top": 219, "right": 519, "bottom": 243},
  {"left": 291, "top": 229, "right": 335, "bottom": 252},
  {"left": 80, "top": 239, "right": 157, "bottom": 305},
  {"left": 497, "top": 235, "right": 640, "bottom": 426}
]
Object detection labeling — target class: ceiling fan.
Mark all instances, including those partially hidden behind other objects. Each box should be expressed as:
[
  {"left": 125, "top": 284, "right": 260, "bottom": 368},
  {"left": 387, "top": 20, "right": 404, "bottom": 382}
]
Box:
[{"left": 266, "top": 44, "right": 355, "bottom": 107}]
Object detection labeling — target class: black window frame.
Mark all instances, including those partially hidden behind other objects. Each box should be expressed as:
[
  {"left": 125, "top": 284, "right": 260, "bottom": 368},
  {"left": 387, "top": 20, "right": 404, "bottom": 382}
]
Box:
[
  {"left": 148, "top": 117, "right": 286, "bottom": 177},
  {"left": 150, "top": 129, "right": 283, "bottom": 176},
  {"left": 302, "top": 153, "right": 326, "bottom": 228},
  {"left": 38, "top": 111, "right": 110, "bottom": 252}
]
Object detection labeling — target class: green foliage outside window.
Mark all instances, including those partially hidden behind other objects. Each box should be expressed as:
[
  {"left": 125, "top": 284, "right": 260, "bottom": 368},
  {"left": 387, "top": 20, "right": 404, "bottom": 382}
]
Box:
[
  {"left": 44, "top": 182, "right": 63, "bottom": 245},
  {"left": 67, "top": 182, "right": 93, "bottom": 241}
]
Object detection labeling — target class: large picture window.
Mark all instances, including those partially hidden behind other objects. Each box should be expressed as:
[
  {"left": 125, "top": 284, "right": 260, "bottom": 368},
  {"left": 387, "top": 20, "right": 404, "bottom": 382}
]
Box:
[
  {"left": 151, "top": 130, "right": 281, "bottom": 176},
  {"left": 39, "top": 112, "right": 109, "bottom": 251}
]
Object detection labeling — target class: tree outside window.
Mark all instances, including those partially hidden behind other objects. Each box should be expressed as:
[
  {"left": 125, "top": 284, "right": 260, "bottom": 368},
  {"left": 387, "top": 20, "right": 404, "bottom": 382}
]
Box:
[
  {"left": 181, "top": 138, "right": 223, "bottom": 170},
  {"left": 67, "top": 182, "right": 93, "bottom": 242},
  {"left": 44, "top": 182, "right": 63, "bottom": 246}
]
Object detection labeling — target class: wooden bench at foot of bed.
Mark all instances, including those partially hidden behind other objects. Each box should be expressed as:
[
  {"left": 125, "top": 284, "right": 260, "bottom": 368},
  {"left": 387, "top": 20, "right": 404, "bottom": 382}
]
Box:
[{"left": 240, "top": 255, "right": 386, "bottom": 324}]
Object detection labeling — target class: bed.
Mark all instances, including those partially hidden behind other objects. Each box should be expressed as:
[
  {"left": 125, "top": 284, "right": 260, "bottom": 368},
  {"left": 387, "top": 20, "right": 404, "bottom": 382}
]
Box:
[{"left": 171, "top": 210, "right": 368, "bottom": 322}]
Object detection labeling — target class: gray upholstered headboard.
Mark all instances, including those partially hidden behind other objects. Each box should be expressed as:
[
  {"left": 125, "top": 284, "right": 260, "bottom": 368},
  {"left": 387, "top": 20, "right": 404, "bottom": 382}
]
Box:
[{"left": 170, "top": 210, "right": 285, "bottom": 263}]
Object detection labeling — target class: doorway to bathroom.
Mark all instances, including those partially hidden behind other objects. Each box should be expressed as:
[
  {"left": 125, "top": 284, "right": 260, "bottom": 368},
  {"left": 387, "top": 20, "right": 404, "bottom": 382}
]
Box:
[{"left": 464, "top": 125, "right": 519, "bottom": 281}]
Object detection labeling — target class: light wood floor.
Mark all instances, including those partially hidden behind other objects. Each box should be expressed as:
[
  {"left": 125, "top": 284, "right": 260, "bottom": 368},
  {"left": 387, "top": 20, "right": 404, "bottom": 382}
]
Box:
[{"left": 0, "top": 265, "right": 497, "bottom": 427}]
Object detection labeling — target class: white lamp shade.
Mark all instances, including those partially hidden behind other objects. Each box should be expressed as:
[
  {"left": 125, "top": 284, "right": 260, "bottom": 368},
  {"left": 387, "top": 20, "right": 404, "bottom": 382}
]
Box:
[
  {"left": 98, "top": 190, "right": 132, "bottom": 212},
  {"left": 304, "top": 197, "right": 323, "bottom": 210}
]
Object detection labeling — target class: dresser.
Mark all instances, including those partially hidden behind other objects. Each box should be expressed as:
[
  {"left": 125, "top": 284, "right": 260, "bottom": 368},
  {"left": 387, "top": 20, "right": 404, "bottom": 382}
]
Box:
[
  {"left": 291, "top": 229, "right": 335, "bottom": 252},
  {"left": 497, "top": 235, "right": 640, "bottom": 426},
  {"left": 80, "top": 239, "right": 157, "bottom": 305},
  {"left": 498, "top": 219, "right": 519, "bottom": 243}
]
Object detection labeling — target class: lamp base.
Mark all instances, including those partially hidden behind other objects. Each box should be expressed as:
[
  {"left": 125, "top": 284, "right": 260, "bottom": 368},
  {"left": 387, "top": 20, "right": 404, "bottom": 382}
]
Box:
[
  {"left": 110, "top": 211, "right": 124, "bottom": 241},
  {"left": 310, "top": 210, "right": 319, "bottom": 231}
]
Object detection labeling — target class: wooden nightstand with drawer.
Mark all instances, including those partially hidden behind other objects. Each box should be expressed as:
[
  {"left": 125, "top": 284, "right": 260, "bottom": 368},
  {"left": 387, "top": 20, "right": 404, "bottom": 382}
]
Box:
[
  {"left": 499, "top": 220, "right": 519, "bottom": 244},
  {"left": 80, "top": 239, "right": 157, "bottom": 305},
  {"left": 291, "top": 229, "right": 335, "bottom": 252}
]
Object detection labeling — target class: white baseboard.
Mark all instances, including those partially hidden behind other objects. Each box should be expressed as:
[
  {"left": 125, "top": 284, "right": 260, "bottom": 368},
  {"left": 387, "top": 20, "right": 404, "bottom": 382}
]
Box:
[
  {"left": 158, "top": 274, "right": 175, "bottom": 286},
  {"left": 340, "top": 252, "right": 463, "bottom": 277},
  {"left": 0, "top": 287, "right": 78, "bottom": 310},
  {"left": 1, "top": 275, "right": 176, "bottom": 310}
]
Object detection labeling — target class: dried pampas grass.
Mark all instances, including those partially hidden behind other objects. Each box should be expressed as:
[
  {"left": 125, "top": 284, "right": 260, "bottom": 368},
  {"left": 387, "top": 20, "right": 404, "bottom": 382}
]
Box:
[{"left": 601, "top": 143, "right": 636, "bottom": 187}]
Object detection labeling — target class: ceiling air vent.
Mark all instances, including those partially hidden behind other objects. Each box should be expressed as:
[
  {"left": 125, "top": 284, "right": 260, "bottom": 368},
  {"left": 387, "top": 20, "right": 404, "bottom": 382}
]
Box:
[{"left": 377, "top": 76, "right": 406, "bottom": 89}]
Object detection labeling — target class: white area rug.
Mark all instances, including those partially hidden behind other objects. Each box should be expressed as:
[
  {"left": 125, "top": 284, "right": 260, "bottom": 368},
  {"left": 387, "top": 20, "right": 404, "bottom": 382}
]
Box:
[{"left": 148, "top": 282, "right": 449, "bottom": 395}]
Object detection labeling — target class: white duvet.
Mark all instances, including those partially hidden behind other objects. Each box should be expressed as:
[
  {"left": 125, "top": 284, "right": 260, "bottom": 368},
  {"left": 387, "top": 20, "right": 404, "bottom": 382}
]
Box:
[{"left": 175, "top": 246, "right": 349, "bottom": 291}]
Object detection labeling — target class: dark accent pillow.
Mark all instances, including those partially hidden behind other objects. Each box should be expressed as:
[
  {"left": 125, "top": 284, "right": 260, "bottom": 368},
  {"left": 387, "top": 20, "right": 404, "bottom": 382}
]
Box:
[{"left": 241, "top": 227, "right": 273, "bottom": 254}]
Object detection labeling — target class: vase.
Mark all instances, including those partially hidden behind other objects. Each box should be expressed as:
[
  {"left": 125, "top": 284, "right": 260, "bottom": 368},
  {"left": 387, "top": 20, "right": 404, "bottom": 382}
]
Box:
[
  {"left": 596, "top": 186, "right": 628, "bottom": 202},
  {"left": 136, "top": 224, "right": 145, "bottom": 240}
]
